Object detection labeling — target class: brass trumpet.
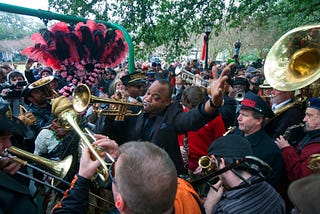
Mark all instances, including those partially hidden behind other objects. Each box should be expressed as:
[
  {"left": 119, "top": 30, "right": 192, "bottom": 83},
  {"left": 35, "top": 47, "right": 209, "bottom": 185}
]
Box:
[
  {"left": 175, "top": 66, "right": 210, "bottom": 89},
  {"left": 234, "top": 91, "right": 245, "bottom": 102},
  {"left": 59, "top": 109, "right": 111, "bottom": 181},
  {"left": 72, "top": 84, "right": 143, "bottom": 121}
]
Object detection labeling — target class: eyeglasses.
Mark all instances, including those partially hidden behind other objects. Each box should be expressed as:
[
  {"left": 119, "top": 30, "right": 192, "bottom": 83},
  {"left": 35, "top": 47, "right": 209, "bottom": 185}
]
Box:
[{"left": 108, "top": 160, "right": 117, "bottom": 186}]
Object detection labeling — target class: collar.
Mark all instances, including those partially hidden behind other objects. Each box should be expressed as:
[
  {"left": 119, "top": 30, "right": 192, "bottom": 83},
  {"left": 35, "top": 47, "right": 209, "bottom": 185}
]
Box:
[{"left": 272, "top": 98, "right": 292, "bottom": 111}]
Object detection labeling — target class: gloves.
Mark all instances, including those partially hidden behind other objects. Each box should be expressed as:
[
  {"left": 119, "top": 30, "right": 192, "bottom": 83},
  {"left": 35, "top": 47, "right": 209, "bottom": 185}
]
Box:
[{"left": 18, "top": 111, "right": 36, "bottom": 125}]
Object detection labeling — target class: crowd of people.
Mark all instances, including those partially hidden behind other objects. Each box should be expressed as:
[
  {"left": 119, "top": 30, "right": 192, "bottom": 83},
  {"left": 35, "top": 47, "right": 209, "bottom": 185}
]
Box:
[{"left": 0, "top": 50, "right": 319, "bottom": 214}]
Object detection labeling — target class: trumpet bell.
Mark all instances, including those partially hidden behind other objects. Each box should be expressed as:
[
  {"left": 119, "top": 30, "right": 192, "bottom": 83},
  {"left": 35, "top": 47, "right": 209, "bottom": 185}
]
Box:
[
  {"left": 7, "top": 146, "right": 73, "bottom": 180},
  {"left": 264, "top": 25, "right": 320, "bottom": 91},
  {"left": 72, "top": 84, "right": 91, "bottom": 112}
]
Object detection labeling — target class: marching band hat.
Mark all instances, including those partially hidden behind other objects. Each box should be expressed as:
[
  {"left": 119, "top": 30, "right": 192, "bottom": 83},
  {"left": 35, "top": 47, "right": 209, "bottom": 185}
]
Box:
[
  {"left": 306, "top": 98, "right": 320, "bottom": 111},
  {"left": 240, "top": 91, "right": 274, "bottom": 118},
  {"left": 120, "top": 72, "right": 146, "bottom": 86},
  {"left": 208, "top": 134, "right": 253, "bottom": 158},
  {"left": 259, "top": 79, "right": 272, "bottom": 89},
  {"left": 146, "top": 71, "right": 156, "bottom": 82},
  {"left": 233, "top": 77, "right": 247, "bottom": 85}
]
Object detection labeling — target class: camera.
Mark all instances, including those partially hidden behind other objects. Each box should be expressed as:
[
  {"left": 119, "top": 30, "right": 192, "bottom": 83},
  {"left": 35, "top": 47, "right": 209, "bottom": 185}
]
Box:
[{"left": 0, "top": 81, "right": 27, "bottom": 99}]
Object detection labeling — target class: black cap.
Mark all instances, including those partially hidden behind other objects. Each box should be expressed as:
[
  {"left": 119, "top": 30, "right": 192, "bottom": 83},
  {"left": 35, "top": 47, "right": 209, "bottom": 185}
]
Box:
[
  {"left": 240, "top": 91, "right": 274, "bottom": 118},
  {"left": 120, "top": 72, "right": 146, "bottom": 86},
  {"left": 208, "top": 134, "right": 253, "bottom": 158},
  {"left": 146, "top": 71, "right": 156, "bottom": 82}
]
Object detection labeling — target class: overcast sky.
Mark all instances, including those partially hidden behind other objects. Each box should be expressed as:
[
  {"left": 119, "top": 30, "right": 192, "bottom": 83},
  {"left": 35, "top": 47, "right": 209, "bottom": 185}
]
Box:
[{"left": 0, "top": 0, "right": 48, "bottom": 10}]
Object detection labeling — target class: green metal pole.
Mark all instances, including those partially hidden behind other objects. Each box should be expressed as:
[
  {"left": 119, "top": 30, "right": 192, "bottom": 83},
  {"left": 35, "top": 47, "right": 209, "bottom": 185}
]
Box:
[{"left": 0, "top": 3, "right": 135, "bottom": 73}]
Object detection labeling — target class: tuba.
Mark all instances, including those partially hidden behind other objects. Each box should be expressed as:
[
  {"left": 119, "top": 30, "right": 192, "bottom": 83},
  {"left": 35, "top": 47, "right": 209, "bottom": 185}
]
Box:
[{"left": 264, "top": 25, "right": 320, "bottom": 92}]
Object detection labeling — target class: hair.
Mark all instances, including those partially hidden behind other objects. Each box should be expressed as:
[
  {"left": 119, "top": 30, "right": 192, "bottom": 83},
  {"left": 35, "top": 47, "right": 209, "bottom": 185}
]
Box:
[
  {"left": 181, "top": 86, "right": 205, "bottom": 109},
  {"left": 117, "top": 141, "right": 177, "bottom": 214},
  {"left": 7, "top": 71, "right": 24, "bottom": 82},
  {"left": 156, "top": 79, "right": 173, "bottom": 99},
  {"left": 251, "top": 110, "right": 267, "bottom": 127},
  {"left": 108, "top": 71, "right": 127, "bottom": 95}
]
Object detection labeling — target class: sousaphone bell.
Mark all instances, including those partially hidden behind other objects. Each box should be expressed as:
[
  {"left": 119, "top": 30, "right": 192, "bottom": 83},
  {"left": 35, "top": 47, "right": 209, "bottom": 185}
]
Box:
[{"left": 264, "top": 25, "right": 320, "bottom": 91}]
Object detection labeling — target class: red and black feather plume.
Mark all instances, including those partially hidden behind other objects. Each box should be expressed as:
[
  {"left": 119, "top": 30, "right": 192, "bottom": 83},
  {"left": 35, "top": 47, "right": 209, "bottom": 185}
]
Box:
[{"left": 22, "top": 20, "right": 128, "bottom": 87}]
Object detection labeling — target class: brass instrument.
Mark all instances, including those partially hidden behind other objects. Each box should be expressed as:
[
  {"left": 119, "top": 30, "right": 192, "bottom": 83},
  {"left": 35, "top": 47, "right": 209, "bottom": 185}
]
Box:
[
  {"left": 1, "top": 147, "right": 114, "bottom": 208},
  {"left": 308, "top": 154, "right": 320, "bottom": 173},
  {"left": 175, "top": 65, "right": 210, "bottom": 89},
  {"left": 223, "top": 126, "right": 236, "bottom": 136},
  {"left": 28, "top": 76, "right": 59, "bottom": 98},
  {"left": 198, "top": 156, "right": 217, "bottom": 176},
  {"left": 234, "top": 91, "right": 245, "bottom": 102},
  {"left": 59, "top": 109, "right": 111, "bottom": 181},
  {"left": 72, "top": 84, "right": 143, "bottom": 121},
  {"left": 191, "top": 156, "right": 272, "bottom": 189},
  {"left": 264, "top": 25, "right": 320, "bottom": 91},
  {"left": 6, "top": 146, "right": 72, "bottom": 180},
  {"left": 270, "top": 95, "right": 307, "bottom": 120}
]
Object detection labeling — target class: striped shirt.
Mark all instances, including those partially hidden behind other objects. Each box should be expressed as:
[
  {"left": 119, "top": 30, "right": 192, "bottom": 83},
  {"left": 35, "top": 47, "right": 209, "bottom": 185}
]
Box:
[{"left": 212, "top": 178, "right": 286, "bottom": 214}]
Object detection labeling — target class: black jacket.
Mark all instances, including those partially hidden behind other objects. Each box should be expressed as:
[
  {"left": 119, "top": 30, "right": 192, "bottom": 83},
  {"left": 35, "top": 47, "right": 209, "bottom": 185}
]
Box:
[
  {"left": 0, "top": 171, "right": 37, "bottom": 214},
  {"left": 95, "top": 101, "right": 220, "bottom": 175}
]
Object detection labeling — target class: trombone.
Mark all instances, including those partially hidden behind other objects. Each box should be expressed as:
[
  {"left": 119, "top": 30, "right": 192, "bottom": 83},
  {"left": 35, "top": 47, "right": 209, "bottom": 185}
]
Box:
[
  {"left": 1, "top": 147, "right": 114, "bottom": 208},
  {"left": 5, "top": 146, "right": 72, "bottom": 183},
  {"left": 72, "top": 84, "right": 143, "bottom": 121},
  {"left": 191, "top": 156, "right": 272, "bottom": 190}
]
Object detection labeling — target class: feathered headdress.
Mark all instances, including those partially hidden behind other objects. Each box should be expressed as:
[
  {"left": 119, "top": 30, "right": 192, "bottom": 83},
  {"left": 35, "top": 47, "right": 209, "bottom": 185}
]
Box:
[{"left": 22, "top": 20, "right": 128, "bottom": 86}]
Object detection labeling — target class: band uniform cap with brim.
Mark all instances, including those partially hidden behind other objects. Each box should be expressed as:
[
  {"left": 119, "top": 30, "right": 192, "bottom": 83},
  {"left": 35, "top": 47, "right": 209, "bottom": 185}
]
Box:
[
  {"left": 233, "top": 77, "right": 248, "bottom": 86},
  {"left": 240, "top": 91, "right": 275, "bottom": 118},
  {"left": 208, "top": 134, "right": 253, "bottom": 158},
  {"left": 306, "top": 98, "right": 320, "bottom": 111},
  {"left": 146, "top": 71, "right": 156, "bottom": 82},
  {"left": 259, "top": 79, "right": 272, "bottom": 89},
  {"left": 288, "top": 173, "right": 320, "bottom": 214},
  {"left": 120, "top": 72, "right": 146, "bottom": 86}
]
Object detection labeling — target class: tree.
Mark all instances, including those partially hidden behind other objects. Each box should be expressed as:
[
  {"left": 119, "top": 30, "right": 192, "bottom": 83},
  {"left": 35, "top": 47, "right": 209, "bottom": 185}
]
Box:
[
  {"left": 41, "top": 0, "right": 320, "bottom": 62},
  {"left": 0, "top": 12, "right": 44, "bottom": 40}
]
